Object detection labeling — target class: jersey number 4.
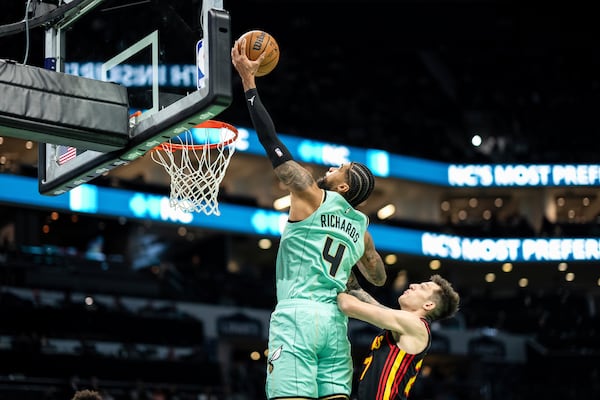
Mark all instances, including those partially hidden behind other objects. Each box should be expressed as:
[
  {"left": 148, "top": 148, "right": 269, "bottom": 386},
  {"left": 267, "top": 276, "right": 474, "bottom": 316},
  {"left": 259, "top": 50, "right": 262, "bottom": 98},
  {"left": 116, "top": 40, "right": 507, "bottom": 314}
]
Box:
[{"left": 322, "top": 236, "right": 347, "bottom": 277}]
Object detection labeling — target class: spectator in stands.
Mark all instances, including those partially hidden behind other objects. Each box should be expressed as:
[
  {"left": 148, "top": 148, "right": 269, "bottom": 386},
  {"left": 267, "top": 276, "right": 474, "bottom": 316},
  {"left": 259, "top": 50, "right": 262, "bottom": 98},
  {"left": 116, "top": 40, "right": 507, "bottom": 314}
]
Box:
[{"left": 338, "top": 272, "right": 460, "bottom": 399}]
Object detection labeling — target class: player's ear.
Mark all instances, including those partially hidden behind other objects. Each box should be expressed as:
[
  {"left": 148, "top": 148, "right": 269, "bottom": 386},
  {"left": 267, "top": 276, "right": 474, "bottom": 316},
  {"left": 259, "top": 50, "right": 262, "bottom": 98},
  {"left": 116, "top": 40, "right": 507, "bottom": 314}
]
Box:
[
  {"left": 337, "top": 182, "right": 350, "bottom": 194},
  {"left": 423, "top": 300, "right": 436, "bottom": 312}
]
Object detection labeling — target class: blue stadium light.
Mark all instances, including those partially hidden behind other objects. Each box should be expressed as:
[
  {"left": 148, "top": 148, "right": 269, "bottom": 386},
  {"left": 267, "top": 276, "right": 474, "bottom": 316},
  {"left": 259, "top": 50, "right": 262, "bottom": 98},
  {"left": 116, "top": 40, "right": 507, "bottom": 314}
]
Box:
[
  {"left": 2, "top": 174, "right": 600, "bottom": 263},
  {"left": 69, "top": 185, "right": 98, "bottom": 213}
]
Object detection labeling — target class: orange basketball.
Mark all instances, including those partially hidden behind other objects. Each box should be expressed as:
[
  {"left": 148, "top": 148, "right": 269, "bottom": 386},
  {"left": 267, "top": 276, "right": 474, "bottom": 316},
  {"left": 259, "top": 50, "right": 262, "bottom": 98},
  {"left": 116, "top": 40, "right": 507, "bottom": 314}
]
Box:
[{"left": 239, "top": 30, "right": 280, "bottom": 77}]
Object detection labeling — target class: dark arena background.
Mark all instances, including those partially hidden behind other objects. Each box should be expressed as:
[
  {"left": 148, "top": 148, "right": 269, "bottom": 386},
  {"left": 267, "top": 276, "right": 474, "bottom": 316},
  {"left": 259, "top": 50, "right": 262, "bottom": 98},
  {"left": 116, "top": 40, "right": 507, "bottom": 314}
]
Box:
[{"left": 1, "top": 1, "right": 600, "bottom": 399}]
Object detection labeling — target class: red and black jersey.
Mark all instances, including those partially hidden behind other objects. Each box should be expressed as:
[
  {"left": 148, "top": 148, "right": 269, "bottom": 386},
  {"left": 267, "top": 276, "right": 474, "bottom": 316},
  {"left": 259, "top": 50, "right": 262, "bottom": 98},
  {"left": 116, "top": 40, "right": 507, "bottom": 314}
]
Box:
[{"left": 357, "top": 319, "right": 431, "bottom": 400}]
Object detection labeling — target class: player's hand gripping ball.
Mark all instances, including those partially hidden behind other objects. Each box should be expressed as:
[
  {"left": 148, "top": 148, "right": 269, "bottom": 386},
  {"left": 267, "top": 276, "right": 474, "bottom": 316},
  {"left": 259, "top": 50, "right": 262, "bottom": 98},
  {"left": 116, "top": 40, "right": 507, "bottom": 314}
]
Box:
[{"left": 239, "top": 30, "right": 280, "bottom": 77}]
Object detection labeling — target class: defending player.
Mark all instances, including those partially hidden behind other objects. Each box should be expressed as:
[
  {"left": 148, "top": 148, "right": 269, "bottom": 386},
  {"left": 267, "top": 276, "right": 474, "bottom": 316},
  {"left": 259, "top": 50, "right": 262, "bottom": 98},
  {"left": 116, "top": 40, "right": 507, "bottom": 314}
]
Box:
[{"left": 338, "top": 272, "right": 460, "bottom": 399}]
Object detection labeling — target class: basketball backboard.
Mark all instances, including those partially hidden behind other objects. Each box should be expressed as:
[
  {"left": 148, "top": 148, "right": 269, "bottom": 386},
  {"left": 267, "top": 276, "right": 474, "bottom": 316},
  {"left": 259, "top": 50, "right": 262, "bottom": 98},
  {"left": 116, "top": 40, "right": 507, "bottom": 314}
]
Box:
[{"left": 0, "top": 0, "right": 232, "bottom": 195}]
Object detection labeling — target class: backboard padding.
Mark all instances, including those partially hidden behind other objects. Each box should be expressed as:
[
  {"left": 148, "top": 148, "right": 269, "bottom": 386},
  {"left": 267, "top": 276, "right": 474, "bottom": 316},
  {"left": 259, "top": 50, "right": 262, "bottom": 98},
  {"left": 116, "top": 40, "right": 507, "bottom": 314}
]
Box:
[{"left": 0, "top": 59, "right": 129, "bottom": 151}]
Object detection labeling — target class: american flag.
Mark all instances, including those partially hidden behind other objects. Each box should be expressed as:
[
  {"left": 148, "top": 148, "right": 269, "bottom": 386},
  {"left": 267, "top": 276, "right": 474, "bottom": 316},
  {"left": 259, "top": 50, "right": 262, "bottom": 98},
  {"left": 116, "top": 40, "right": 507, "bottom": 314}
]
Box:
[{"left": 57, "top": 146, "right": 77, "bottom": 165}]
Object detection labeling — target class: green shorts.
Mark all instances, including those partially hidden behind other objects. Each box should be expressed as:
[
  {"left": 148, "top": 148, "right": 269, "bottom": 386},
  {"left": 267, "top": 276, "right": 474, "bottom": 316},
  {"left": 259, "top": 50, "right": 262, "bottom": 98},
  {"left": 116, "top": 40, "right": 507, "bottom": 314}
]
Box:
[{"left": 265, "top": 298, "right": 353, "bottom": 399}]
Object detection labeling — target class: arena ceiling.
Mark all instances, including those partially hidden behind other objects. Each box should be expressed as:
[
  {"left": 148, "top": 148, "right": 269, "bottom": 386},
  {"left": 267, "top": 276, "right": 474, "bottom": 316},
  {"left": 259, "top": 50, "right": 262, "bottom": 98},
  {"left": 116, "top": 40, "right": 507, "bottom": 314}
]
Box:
[
  {"left": 223, "top": 0, "right": 600, "bottom": 165},
  {"left": 2, "top": 1, "right": 599, "bottom": 164}
]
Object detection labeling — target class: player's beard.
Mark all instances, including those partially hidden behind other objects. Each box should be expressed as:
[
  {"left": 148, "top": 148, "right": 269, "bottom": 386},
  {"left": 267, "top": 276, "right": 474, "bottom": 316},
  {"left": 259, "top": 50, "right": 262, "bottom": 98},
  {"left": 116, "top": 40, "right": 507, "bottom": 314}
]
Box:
[{"left": 316, "top": 176, "right": 331, "bottom": 190}]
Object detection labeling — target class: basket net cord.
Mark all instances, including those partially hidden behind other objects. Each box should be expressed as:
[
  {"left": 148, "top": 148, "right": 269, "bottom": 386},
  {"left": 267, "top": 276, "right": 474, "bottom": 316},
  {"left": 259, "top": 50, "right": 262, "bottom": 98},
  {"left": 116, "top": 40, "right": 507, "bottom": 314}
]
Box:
[{"left": 151, "top": 126, "right": 236, "bottom": 215}]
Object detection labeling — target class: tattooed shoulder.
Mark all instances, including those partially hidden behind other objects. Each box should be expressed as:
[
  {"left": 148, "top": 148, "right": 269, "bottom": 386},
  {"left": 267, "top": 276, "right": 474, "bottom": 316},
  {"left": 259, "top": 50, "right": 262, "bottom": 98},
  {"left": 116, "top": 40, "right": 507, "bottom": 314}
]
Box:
[{"left": 275, "top": 161, "right": 314, "bottom": 190}]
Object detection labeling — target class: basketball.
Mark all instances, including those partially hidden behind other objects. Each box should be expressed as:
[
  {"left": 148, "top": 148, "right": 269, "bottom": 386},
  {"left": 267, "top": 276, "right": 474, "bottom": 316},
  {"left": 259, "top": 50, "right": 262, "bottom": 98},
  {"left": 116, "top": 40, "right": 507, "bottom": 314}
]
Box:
[{"left": 239, "top": 30, "right": 280, "bottom": 77}]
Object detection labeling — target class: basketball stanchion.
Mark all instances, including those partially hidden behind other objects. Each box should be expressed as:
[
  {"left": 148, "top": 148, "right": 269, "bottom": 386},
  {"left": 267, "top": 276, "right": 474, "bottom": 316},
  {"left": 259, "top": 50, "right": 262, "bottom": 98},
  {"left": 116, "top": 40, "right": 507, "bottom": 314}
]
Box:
[{"left": 149, "top": 120, "right": 238, "bottom": 216}]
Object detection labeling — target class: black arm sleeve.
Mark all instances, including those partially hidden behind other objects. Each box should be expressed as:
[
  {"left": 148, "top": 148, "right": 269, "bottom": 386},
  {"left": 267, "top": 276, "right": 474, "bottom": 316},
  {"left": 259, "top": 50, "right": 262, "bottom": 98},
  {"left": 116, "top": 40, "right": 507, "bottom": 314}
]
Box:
[{"left": 244, "top": 88, "right": 293, "bottom": 168}]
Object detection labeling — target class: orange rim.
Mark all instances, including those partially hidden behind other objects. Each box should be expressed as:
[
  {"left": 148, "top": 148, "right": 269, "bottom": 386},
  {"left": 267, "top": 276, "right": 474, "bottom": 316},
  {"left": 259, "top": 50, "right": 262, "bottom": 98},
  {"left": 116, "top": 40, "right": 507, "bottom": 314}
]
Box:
[{"left": 153, "top": 120, "right": 238, "bottom": 152}]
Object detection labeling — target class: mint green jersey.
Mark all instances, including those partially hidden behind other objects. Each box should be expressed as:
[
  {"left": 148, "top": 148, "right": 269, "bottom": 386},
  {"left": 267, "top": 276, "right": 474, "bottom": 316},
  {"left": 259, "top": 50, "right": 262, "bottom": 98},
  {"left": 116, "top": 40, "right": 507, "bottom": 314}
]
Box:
[
  {"left": 266, "top": 190, "right": 369, "bottom": 399},
  {"left": 275, "top": 190, "right": 368, "bottom": 303}
]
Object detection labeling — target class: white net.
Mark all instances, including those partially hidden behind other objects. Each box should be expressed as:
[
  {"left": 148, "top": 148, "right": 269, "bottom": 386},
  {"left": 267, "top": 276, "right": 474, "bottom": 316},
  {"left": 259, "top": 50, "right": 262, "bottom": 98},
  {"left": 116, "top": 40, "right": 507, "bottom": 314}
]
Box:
[{"left": 150, "top": 120, "right": 238, "bottom": 216}]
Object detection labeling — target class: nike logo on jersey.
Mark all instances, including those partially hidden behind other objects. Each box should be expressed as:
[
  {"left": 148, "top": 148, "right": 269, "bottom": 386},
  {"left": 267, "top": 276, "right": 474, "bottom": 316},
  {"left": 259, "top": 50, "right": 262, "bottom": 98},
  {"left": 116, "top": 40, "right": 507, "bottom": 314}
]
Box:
[{"left": 247, "top": 95, "right": 256, "bottom": 106}]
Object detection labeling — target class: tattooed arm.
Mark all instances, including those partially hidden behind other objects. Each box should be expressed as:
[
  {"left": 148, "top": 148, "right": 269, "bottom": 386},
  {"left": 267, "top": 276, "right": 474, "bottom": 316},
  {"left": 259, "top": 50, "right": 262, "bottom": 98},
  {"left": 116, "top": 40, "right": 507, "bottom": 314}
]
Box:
[
  {"left": 232, "top": 39, "right": 323, "bottom": 220},
  {"left": 356, "top": 231, "right": 387, "bottom": 287}
]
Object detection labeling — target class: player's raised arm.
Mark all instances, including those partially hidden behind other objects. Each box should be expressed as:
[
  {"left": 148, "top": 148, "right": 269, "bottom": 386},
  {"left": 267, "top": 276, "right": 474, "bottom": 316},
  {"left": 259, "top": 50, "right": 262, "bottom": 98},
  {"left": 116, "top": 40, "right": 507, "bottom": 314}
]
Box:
[{"left": 231, "top": 38, "right": 323, "bottom": 219}]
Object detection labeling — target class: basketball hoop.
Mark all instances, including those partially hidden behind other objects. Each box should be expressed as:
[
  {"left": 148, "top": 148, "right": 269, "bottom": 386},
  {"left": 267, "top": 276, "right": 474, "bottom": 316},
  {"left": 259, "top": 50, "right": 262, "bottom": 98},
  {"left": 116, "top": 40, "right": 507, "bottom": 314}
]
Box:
[{"left": 150, "top": 120, "right": 238, "bottom": 216}]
